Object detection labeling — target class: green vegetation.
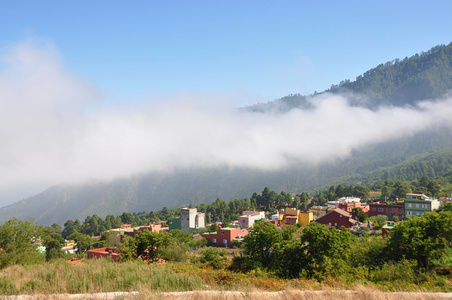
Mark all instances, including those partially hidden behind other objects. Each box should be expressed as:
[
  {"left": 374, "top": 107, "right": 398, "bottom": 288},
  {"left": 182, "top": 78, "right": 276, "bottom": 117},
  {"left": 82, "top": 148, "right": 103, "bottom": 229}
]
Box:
[
  {"left": 1, "top": 210, "right": 452, "bottom": 295},
  {"left": 0, "top": 259, "right": 206, "bottom": 295},
  {"left": 231, "top": 211, "right": 452, "bottom": 290},
  {"left": 330, "top": 42, "right": 452, "bottom": 106},
  {"left": 0, "top": 218, "right": 44, "bottom": 268}
]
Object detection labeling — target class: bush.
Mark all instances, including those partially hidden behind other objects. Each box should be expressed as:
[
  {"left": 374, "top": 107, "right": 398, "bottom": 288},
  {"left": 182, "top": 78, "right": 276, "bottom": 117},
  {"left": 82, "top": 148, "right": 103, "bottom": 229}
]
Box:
[
  {"left": 199, "top": 247, "right": 227, "bottom": 269},
  {"left": 228, "top": 254, "right": 261, "bottom": 273}
]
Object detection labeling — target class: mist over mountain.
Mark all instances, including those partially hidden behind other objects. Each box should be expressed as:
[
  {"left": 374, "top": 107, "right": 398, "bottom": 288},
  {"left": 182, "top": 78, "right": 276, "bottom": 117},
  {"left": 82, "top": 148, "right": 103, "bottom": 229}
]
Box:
[
  {"left": 1, "top": 42, "right": 452, "bottom": 225},
  {"left": 249, "top": 42, "right": 452, "bottom": 112}
]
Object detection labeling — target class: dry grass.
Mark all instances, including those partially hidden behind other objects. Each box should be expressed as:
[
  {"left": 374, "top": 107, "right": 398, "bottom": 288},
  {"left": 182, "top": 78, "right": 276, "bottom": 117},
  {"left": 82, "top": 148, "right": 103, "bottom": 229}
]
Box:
[{"left": 0, "top": 258, "right": 451, "bottom": 298}]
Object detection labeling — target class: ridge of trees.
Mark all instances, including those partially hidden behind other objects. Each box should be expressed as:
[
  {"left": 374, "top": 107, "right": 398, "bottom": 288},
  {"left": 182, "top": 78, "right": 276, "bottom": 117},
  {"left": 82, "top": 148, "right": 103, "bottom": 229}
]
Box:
[
  {"left": 255, "top": 41, "right": 452, "bottom": 112},
  {"left": 329, "top": 42, "right": 452, "bottom": 106},
  {"left": 31, "top": 168, "right": 452, "bottom": 244}
]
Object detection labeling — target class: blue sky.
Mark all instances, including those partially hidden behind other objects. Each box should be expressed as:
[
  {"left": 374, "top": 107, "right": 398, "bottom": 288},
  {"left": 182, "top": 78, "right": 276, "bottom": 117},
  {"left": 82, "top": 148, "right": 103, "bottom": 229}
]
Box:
[
  {"left": 1, "top": 1, "right": 452, "bottom": 206},
  {"left": 1, "top": 1, "right": 451, "bottom": 105}
]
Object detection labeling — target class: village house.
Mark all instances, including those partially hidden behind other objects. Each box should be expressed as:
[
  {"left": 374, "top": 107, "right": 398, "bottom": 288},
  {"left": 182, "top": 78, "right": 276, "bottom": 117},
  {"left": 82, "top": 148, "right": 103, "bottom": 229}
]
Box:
[
  {"left": 170, "top": 208, "right": 205, "bottom": 232},
  {"left": 382, "top": 221, "right": 396, "bottom": 237},
  {"left": 338, "top": 201, "right": 366, "bottom": 213},
  {"left": 62, "top": 240, "right": 77, "bottom": 254},
  {"left": 204, "top": 226, "right": 249, "bottom": 247},
  {"left": 280, "top": 207, "right": 313, "bottom": 226},
  {"left": 238, "top": 213, "right": 262, "bottom": 229},
  {"left": 327, "top": 197, "right": 361, "bottom": 209},
  {"left": 87, "top": 247, "right": 119, "bottom": 262},
  {"left": 106, "top": 223, "right": 163, "bottom": 246},
  {"left": 238, "top": 210, "right": 265, "bottom": 228},
  {"left": 315, "top": 208, "right": 356, "bottom": 229},
  {"left": 242, "top": 210, "right": 265, "bottom": 219},
  {"left": 129, "top": 223, "right": 163, "bottom": 237},
  {"left": 309, "top": 206, "right": 332, "bottom": 220},
  {"left": 269, "top": 219, "right": 284, "bottom": 227},
  {"left": 404, "top": 193, "right": 440, "bottom": 217},
  {"left": 368, "top": 202, "right": 404, "bottom": 220}
]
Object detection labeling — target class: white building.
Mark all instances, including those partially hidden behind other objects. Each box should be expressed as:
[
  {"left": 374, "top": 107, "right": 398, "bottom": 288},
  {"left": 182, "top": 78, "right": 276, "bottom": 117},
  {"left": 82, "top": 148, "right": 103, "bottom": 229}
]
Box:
[{"left": 181, "top": 208, "right": 205, "bottom": 232}]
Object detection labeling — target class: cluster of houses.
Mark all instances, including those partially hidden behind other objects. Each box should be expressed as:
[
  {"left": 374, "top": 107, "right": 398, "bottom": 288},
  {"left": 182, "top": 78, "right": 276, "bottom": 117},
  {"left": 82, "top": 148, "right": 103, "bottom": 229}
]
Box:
[
  {"left": 84, "top": 193, "right": 445, "bottom": 261},
  {"left": 312, "top": 194, "right": 440, "bottom": 229}
]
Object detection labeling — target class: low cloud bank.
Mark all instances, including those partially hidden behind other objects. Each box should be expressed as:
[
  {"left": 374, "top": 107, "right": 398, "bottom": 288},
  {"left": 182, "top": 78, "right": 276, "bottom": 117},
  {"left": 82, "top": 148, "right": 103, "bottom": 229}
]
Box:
[{"left": 1, "top": 41, "right": 452, "bottom": 204}]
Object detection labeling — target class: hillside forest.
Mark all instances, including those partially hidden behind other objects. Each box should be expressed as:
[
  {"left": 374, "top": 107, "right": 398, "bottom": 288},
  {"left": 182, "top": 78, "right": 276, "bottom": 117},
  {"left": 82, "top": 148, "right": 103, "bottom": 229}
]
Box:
[{"left": 3, "top": 42, "right": 452, "bottom": 226}]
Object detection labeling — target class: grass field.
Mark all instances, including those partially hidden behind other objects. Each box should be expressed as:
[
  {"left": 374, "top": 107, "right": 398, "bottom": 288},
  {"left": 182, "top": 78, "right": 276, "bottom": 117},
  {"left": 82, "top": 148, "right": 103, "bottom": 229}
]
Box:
[{"left": 0, "top": 257, "right": 451, "bottom": 299}]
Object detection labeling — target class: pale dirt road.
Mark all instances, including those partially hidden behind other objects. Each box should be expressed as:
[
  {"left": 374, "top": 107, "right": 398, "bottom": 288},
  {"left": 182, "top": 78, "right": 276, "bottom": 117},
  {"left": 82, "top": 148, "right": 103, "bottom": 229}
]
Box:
[{"left": 1, "top": 290, "right": 452, "bottom": 299}]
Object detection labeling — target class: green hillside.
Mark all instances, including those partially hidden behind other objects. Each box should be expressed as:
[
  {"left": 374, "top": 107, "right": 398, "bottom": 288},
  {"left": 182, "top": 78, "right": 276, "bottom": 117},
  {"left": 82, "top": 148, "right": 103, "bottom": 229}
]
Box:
[
  {"left": 330, "top": 42, "right": 452, "bottom": 106},
  {"left": 1, "top": 42, "right": 452, "bottom": 225},
  {"left": 2, "top": 129, "right": 451, "bottom": 226},
  {"left": 252, "top": 42, "right": 452, "bottom": 112}
]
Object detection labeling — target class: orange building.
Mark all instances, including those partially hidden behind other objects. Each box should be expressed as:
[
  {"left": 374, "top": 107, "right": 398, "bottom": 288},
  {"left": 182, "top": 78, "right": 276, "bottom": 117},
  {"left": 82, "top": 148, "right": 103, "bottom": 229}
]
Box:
[{"left": 87, "top": 247, "right": 119, "bottom": 262}]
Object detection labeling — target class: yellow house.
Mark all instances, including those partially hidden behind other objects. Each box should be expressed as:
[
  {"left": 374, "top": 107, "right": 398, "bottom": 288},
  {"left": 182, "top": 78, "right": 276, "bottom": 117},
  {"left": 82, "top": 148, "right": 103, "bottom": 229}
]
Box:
[
  {"left": 298, "top": 211, "right": 313, "bottom": 226},
  {"left": 63, "top": 240, "right": 76, "bottom": 248},
  {"left": 283, "top": 207, "right": 299, "bottom": 225},
  {"left": 280, "top": 208, "right": 313, "bottom": 226}
]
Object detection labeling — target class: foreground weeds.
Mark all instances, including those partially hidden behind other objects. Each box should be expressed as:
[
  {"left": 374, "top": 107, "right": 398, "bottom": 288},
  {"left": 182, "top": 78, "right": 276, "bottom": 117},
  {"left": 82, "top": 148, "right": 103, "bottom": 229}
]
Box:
[
  {"left": 0, "top": 258, "right": 451, "bottom": 297},
  {"left": 0, "top": 259, "right": 206, "bottom": 295}
]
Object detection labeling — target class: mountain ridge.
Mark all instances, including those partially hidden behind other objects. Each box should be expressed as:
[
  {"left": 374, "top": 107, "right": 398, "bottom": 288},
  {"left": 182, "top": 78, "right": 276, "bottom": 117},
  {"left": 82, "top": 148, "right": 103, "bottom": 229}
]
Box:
[{"left": 2, "top": 42, "right": 452, "bottom": 225}]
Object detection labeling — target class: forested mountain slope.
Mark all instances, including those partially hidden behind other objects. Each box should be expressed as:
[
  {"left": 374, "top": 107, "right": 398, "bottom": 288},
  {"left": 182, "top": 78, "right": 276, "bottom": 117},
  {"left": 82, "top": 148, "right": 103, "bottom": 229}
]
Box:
[
  {"left": 1, "top": 43, "right": 452, "bottom": 226},
  {"left": 2, "top": 129, "right": 451, "bottom": 226},
  {"left": 250, "top": 42, "right": 452, "bottom": 112},
  {"left": 331, "top": 42, "right": 452, "bottom": 106}
]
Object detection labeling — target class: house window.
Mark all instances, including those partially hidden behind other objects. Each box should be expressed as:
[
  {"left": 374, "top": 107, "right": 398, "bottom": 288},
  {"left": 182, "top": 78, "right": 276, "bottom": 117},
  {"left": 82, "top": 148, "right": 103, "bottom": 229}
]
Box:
[
  {"left": 408, "top": 203, "right": 412, "bottom": 208},
  {"left": 372, "top": 208, "right": 376, "bottom": 211},
  {"left": 407, "top": 211, "right": 412, "bottom": 216},
  {"left": 329, "top": 222, "right": 332, "bottom": 226},
  {"left": 398, "top": 208, "right": 402, "bottom": 212},
  {"left": 242, "top": 220, "right": 246, "bottom": 223},
  {"left": 221, "top": 231, "right": 224, "bottom": 235},
  {"left": 422, "top": 204, "right": 427, "bottom": 209},
  {"left": 388, "top": 208, "right": 392, "bottom": 211},
  {"left": 416, "top": 204, "right": 420, "bottom": 208},
  {"left": 334, "top": 223, "right": 337, "bottom": 226},
  {"left": 340, "top": 215, "right": 342, "bottom": 218},
  {"left": 212, "top": 239, "right": 217, "bottom": 243},
  {"left": 416, "top": 211, "right": 420, "bottom": 216},
  {"left": 378, "top": 208, "right": 383, "bottom": 212},
  {"left": 223, "top": 239, "right": 227, "bottom": 245}
]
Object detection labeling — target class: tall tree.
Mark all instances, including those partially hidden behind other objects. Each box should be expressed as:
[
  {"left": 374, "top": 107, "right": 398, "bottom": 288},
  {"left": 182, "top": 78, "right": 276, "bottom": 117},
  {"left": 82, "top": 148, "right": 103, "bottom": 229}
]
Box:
[
  {"left": 0, "top": 218, "right": 44, "bottom": 268},
  {"left": 387, "top": 211, "right": 452, "bottom": 270}
]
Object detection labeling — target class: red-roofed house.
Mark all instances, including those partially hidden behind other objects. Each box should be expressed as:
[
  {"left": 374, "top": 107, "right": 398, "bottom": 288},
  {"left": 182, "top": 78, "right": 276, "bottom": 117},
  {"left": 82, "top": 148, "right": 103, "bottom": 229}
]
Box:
[
  {"left": 315, "top": 208, "right": 355, "bottom": 229},
  {"left": 338, "top": 201, "right": 363, "bottom": 213},
  {"left": 269, "top": 219, "right": 284, "bottom": 227},
  {"left": 87, "top": 247, "right": 119, "bottom": 262},
  {"left": 130, "top": 223, "right": 162, "bottom": 237},
  {"left": 368, "top": 202, "right": 404, "bottom": 220},
  {"left": 205, "top": 226, "right": 249, "bottom": 247}
]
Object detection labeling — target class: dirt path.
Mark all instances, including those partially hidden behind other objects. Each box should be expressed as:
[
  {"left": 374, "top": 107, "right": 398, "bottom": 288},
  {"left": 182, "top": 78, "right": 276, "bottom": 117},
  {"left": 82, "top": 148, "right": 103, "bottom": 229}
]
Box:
[{"left": 1, "top": 290, "right": 452, "bottom": 299}]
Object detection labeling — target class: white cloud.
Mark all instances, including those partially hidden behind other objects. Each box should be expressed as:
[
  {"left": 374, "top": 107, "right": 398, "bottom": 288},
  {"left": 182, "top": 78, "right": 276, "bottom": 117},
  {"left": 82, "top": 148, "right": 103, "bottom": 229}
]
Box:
[{"left": 0, "top": 41, "right": 452, "bottom": 205}]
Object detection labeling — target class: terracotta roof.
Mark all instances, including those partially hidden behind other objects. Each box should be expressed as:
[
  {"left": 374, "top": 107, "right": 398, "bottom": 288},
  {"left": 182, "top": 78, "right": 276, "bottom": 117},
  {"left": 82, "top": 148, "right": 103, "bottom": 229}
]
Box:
[
  {"left": 332, "top": 208, "right": 351, "bottom": 217},
  {"left": 315, "top": 208, "right": 351, "bottom": 222}
]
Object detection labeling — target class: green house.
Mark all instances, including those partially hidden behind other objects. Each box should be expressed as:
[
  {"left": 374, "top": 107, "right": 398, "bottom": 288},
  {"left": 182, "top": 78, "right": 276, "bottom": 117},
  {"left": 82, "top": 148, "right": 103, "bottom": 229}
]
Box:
[{"left": 404, "top": 193, "right": 440, "bottom": 217}]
